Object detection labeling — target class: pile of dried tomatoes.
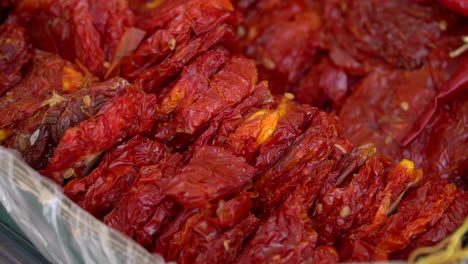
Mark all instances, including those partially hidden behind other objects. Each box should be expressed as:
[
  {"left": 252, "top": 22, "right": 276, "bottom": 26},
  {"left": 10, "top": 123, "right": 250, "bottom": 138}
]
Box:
[{"left": 0, "top": 0, "right": 467, "bottom": 263}]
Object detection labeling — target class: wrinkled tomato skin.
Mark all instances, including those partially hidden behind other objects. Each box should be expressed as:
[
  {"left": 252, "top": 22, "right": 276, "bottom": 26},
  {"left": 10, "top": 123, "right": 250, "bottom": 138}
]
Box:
[
  {"left": 2, "top": 1, "right": 468, "bottom": 263},
  {"left": 0, "top": 16, "right": 30, "bottom": 95}
]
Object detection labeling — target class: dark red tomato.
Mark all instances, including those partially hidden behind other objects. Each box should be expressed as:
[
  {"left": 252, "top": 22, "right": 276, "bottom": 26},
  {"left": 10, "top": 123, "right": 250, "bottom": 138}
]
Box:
[
  {"left": 63, "top": 136, "right": 168, "bottom": 218},
  {"left": 104, "top": 153, "right": 182, "bottom": 238},
  {"left": 0, "top": 16, "right": 30, "bottom": 95},
  {"left": 165, "top": 146, "right": 256, "bottom": 208},
  {"left": 42, "top": 86, "right": 158, "bottom": 183},
  {"left": 153, "top": 55, "right": 257, "bottom": 141},
  {"left": 0, "top": 51, "right": 84, "bottom": 130},
  {"left": 7, "top": 77, "right": 128, "bottom": 169}
]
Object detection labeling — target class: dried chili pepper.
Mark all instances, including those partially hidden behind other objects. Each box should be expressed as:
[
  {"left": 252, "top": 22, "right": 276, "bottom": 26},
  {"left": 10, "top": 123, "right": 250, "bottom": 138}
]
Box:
[{"left": 402, "top": 59, "right": 468, "bottom": 146}]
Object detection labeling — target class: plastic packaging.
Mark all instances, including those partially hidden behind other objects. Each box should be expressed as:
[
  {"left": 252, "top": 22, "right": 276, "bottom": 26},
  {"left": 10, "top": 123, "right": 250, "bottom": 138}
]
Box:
[
  {"left": 0, "top": 219, "right": 51, "bottom": 264},
  {"left": 0, "top": 146, "right": 167, "bottom": 264}
]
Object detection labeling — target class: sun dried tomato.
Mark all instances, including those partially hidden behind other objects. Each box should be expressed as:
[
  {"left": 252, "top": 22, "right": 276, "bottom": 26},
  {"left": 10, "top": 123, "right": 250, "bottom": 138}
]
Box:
[
  {"left": 163, "top": 82, "right": 274, "bottom": 153},
  {"left": 193, "top": 80, "right": 274, "bottom": 149},
  {"left": 258, "top": 158, "right": 335, "bottom": 217},
  {"left": 72, "top": 0, "right": 106, "bottom": 76},
  {"left": 2, "top": 1, "right": 468, "bottom": 262},
  {"left": 153, "top": 54, "right": 257, "bottom": 142},
  {"left": 252, "top": 100, "right": 316, "bottom": 173},
  {"left": 165, "top": 146, "right": 256, "bottom": 208},
  {"left": 0, "top": 16, "right": 30, "bottom": 95},
  {"left": 149, "top": 51, "right": 257, "bottom": 151},
  {"left": 87, "top": 0, "right": 135, "bottom": 62},
  {"left": 157, "top": 193, "right": 258, "bottom": 264},
  {"left": 340, "top": 63, "right": 468, "bottom": 183},
  {"left": 64, "top": 135, "right": 168, "bottom": 218},
  {"left": 339, "top": 67, "right": 438, "bottom": 157},
  {"left": 340, "top": 179, "right": 457, "bottom": 262},
  {"left": 123, "top": 0, "right": 234, "bottom": 79},
  {"left": 137, "top": 0, "right": 234, "bottom": 34},
  {"left": 0, "top": 0, "right": 13, "bottom": 12},
  {"left": 6, "top": 77, "right": 128, "bottom": 169},
  {"left": 15, "top": 0, "right": 76, "bottom": 61},
  {"left": 322, "top": 0, "right": 460, "bottom": 73},
  {"left": 0, "top": 51, "right": 84, "bottom": 131},
  {"left": 312, "top": 159, "right": 423, "bottom": 246},
  {"left": 238, "top": 177, "right": 322, "bottom": 264},
  {"left": 134, "top": 199, "right": 180, "bottom": 250},
  {"left": 155, "top": 47, "right": 230, "bottom": 119},
  {"left": 104, "top": 27, "right": 146, "bottom": 80},
  {"left": 122, "top": 25, "right": 191, "bottom": 80},
  {"left": 42, "top": 86, "right": 157, "bottom": 183},
  {"left": 238, "top": 0, "right": 321, "bottom": 94},
  {"left": 154, "top": 208, "right": 200, "bottom": 257},
  {"left": 294, "top": 57, "right": 349, "bottom": 110},
  {"left": 104, "top": 153, "right": 182, "bottom": 238},
  {"left": 311, "top": 156, "right": 391, "bottom": 245},
  {"left": 371, "top": 181, "right": 457, "bottom": 260},
  {"left": 221, "top": 94, "right": 294, "bottom": 160},
  {"left": 15, "top": 0, "right": 135, "bottom": 77},
  {"left": 351, "top": 161, "right": 423, "bottom": 236},
  {"left": 214, "top": 192, "right": 254, "bottom": 227},
  {"left": 253, "top": 110, "right": 347, "bottom": 214},
  {"left": 311, "top": 246, "right": 339, "bottom": 264},
  {"left": 391, "top": 189, "right": 468, "bottom": 259},
  {"left": 194, "top": 213, "right": 261, "bottom": 264},
  {"left": 135, "top": 25, "right": 237, "bottom": 93},
  {"left": 16, "top": 0, "right": 106, "bottom": 76}
]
